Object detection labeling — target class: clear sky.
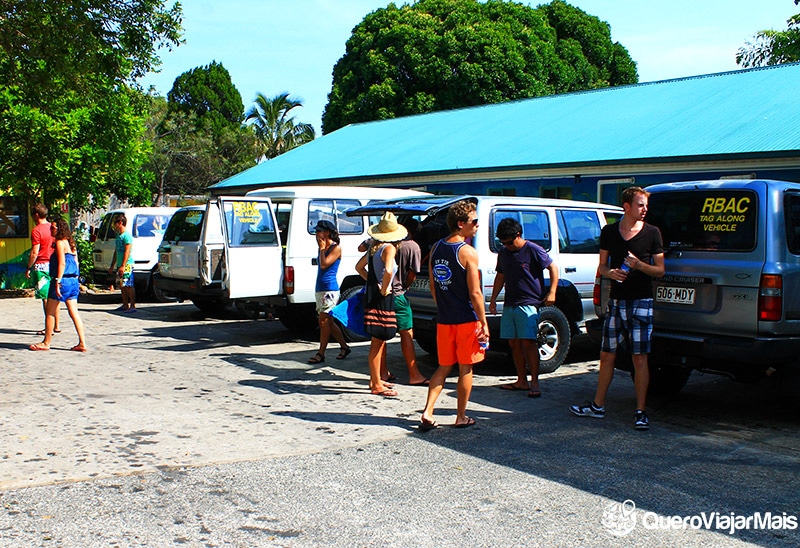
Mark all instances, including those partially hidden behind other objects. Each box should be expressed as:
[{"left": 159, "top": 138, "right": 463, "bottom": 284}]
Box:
[{"left": 139, "top": 0, "right": 797, "bottom": 133}]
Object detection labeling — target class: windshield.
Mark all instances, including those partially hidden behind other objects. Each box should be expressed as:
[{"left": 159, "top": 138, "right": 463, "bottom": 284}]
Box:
[{"left": 647, "top": 190, "right": 758, "bottom": 252}]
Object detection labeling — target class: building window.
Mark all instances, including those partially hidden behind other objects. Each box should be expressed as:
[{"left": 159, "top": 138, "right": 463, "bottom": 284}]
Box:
[{"left": 0, "top": 196, "right": 29, "bottom": 238}]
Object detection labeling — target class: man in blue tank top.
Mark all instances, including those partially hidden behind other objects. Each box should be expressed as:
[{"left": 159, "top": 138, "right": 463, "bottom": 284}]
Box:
[{"left": 419, "top": 200, "right": 489, "bottom": 430}]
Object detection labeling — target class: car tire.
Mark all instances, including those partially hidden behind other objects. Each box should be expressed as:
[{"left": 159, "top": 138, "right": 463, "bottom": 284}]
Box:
[
  {"left": 631, "top": 363, "right": 691, "bottom": 396},
  {"left": 414, "top": 331, "right": 438, "bottom": 356},
  {"left": 190, "top": 297, "right": 230, "bottom": 314},
  {"left": 537, "top": 306, "right": 571, "bottom": 374},
  {"left": 278, "top": 303, "right": 317, "bottom": 334}
]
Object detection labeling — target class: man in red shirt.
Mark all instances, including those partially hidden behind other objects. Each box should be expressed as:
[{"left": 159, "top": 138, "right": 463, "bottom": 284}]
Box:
[{"left": 26, "top": 204, "right": 60, "bottom": 334}]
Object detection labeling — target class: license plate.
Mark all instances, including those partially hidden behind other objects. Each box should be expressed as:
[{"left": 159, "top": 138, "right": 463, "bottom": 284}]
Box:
[
  {"left": 159, "top": 253, "right": 170, "bottom": 264},
  {"left": 656, "top": 286, "right": 696, "bottom": 305}
]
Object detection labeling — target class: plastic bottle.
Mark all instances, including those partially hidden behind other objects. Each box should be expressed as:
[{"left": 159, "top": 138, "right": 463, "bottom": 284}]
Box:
[{"left": 615, "top": 261, "right": 630, "bottom": 283}]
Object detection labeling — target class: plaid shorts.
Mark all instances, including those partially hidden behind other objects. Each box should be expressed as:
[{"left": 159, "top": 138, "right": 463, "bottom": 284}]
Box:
[{"left": 601, "top": 298, "right": 654, "bottom": 355}]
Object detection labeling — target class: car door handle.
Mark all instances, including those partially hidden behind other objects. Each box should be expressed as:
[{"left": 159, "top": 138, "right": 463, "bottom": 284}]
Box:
[{"left": 564, "top": 267, "right": 577, "bottom": 273}]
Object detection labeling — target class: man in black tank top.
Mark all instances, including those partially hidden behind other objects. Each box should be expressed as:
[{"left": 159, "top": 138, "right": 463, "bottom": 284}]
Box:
[{"left": 420, "top": 200, "right": 489, "bottom": 431}]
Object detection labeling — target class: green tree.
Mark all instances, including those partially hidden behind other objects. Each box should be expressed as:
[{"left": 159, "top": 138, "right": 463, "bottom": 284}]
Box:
[
  {"left": 167, "top": 61, "right": 244, "bottom": 132},
  {"left": 737, "top": 1, "right": 800, "bottom": 67},
  {"left": 322, "top": 0, "right": 637, "bottom": 134},
  {"left": 0, "top": 1, "right": 183, "bottom": 209},
  {"left": 244, "top": 92, "right": 315, "bottom": 160},
  {"left": 143, "top": 91, "right": 256, "bottom": 199}
]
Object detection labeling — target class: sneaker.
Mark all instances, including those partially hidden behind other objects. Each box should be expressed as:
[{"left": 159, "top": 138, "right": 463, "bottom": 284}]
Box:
[
  {"left": 569, "top": 400, "right": 605, "bottom": 418},
  {"left": 634, "top": 410, "right": 650, "bottom": 430}
]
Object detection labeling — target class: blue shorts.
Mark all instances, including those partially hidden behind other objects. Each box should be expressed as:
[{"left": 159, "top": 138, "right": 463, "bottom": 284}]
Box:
[
  {"left": 601, "top": 298, "right": 654, "bottom": 355},
  {"left": 500, "top": 304, "right": 539, "bottom": 339},
  {"left": 49, "top": 277, "right": 80, "bottom": 302},
  {"left": 117, "top": 264, "right": 134, "bottom": 289}
]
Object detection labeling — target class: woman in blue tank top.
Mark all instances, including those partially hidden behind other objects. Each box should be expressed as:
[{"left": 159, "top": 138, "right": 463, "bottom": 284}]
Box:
[
  {"left": 308, "top": 220, "right": 349, "bottom": 364},
  {"left": 30, "top": 218, "right": 87, "bottom": 352}
]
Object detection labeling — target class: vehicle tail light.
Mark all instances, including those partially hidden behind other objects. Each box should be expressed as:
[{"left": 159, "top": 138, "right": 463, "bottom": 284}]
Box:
[
  {"left": 758, "top": 274, "right": 782, "bottom": 322},
  {"left": 284, "top": 266, "right": 294, "bottom": 295},
  {"left": 592, "top": 268, "right": 601, "bottom": 307}
]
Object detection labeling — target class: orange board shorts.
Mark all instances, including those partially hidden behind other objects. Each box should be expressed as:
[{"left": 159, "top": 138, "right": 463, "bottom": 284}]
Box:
[{"left": 436, "top": 321, "right": 485, "bottom": 366}]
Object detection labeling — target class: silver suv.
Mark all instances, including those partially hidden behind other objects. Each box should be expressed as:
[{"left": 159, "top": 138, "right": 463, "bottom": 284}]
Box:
[
  {"left": 349, "top": 195, "right": 622, "bottom": 373},
  {"left": 589, "top": 179, "right": 800, "bottom": 393}
]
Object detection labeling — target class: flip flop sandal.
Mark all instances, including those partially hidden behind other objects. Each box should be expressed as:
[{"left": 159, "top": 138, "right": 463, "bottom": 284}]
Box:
[
  {"left": 336, "top": 347, "right": 351, "bottom": 360},
  {"left": 454, "top": 417, "right": 476, "bottom": 428},
  {"left": 29, "top": 343, "right": 50, "bottom": 351},
  {"left": 419, "top": 418, "right": 439, "bottom": 431},
  {"left": 307, "top": 352, "right": 325, "bottom": 364},
  {"left": 371, "top": 389, "right": 398, "bottom": 397},
  {"left": 70, "top": 345, "right": 88, "bottom": 352}
]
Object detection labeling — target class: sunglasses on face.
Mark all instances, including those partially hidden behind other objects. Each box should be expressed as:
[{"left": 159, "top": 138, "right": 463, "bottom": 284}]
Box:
[{"left": 463, "top": 218, "right": 478, "bottom": 226}]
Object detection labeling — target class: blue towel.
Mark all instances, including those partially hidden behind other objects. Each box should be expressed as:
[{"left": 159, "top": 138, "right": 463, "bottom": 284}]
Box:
[{"left": 330, "top": 287, "right": 369, "bottom": 341}]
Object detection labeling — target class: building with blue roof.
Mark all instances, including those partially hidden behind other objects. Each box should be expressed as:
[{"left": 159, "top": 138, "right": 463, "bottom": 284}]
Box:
[{"left": 211, "top": 62, "right": 800, "bottom": 204}]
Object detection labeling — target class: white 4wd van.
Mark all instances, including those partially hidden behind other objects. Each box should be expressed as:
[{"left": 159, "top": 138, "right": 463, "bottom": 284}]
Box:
[
  {"left": 91, "top": 207, "right": 177, "bottom": 298},
  {"left": 590, "top": 179, "right": 800, "bottom": 393},
  {"left": 348, "top": 195, "right": 622, "bottom": 373},
  {"left": 154, "top": 186, "right": 427, "bottom": 329}
]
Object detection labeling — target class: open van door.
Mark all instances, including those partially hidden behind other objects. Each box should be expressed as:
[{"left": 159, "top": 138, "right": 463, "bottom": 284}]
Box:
[{"left": 217, "top": 196, "right": 283, "bottom": 299}]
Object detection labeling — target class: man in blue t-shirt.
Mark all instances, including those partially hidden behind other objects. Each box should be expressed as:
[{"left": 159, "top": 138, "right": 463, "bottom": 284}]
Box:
[{"left": 489, "top": 218, "right": 558, "bottom": 398}]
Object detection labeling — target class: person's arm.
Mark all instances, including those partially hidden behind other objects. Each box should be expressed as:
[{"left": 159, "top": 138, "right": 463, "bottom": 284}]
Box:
[
  {"left": 626, "top": 251, "right": 665, "bottom": 279},
  {"left": 403, "top": 270, "right": 417, "bottom": 290},
  {"left": 544, "top": 263, "right": 558, "bottom": 306},
  {"left": 489, "top": 272, "right": 505, "bottom": 315},
  {"left": 55, "top": 240, "right": 67, "bottom": 297},
  {"left": 428, "top": 254, "right": 437, "bottom": 306},
  {"left": 598, "top": 248, "right": 629, "bottom": 282},
  {"left": 355, "top": 253, "right": 368, "bottom": 281},
  {"left": 318, "top": 243, "right": 341, "bottom": 269},
  {"left": 26, "top": 243, "right": 40, "bottom": 279},
  {"left": 380, "top": 244, "right": 396, "bottom": 296},
  {"left": 461, "top": 245, "right": 489, "bottom": 338}
]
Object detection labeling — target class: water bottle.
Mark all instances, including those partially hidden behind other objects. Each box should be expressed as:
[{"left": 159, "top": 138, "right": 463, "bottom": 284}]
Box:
[
  {"left": 476, "top": 326, "right": 490, "bottom": 350},
  {"left": 615, "top": 261, "right": 630, "bottom": 283}
]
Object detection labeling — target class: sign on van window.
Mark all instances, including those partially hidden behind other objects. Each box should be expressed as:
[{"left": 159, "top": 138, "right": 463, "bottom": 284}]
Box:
[
  {"left": 223, "top": 201, "right": 277, "bottom": 246},
  {"left": 647, "top": 191, "right": 757, "bottom": 252}
]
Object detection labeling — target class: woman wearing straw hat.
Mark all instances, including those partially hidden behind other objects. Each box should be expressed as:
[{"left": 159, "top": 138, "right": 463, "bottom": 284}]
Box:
[{"left": 356, "top": 211, "right": 408, "bottom": 397}]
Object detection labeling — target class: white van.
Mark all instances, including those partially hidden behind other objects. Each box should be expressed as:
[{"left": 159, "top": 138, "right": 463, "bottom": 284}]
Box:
[
  {"left": 91, "top": 207, "right": 177, "bottom": 298},
  {"left": 155, "top": 186, "right": 428, "bottom": 330}
]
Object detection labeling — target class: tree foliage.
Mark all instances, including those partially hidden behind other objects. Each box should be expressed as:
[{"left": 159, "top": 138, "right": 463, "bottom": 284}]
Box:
[
  {"left": 0, "top": 1, "right": 183, "bottom": 210},
  {"left": 167, "top": 61, "right": 244, "bottom": 131},
  {"left": 244, "top": 93, "right": 315, "bottom": 161},
  {"left": 322, "top": 0, "right": 637, "bottom": 134},
  {"left": 737, "top": 0, "right": 800, "bottom": 67},
  {"left": 143, "top": 88, "right": 255, "bottom": 200}
]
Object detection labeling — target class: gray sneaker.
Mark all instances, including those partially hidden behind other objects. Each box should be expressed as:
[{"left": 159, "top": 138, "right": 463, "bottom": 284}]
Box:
[
  {"left": 634, "top": 410, "right": 650, "bottom": 430},
  {"left": 569, "top": 400, "right": 605, "bottom": 418}
]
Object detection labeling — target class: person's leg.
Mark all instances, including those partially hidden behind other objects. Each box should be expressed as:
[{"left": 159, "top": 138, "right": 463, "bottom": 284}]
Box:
[
  {"left": 317, "top": 312, "right": 332, "bottom": 356},
  {"left": 593, "top": 351, "right": 616, "bottom": 407},
  {"left": 521, "top": 338, "right": 540, "bottom": 392},
  {"left": 632, "top": 353, "right": 649, "bottom": 410},
  {"left": 65, "top": 299, "right": 87, "bottom": 350},
  {"left": 369, "top": 339, "right": 394, "bottom": 394},
  {"left": 35, "top": 298, "right": 60, "bottom": 348},
  {"left": 329, "top": 317, "right": 349, "bottom": 356},
  {"left": 506, "top": 338, "right": 530, "bottom": 388},
  {"left": 399, "top": 328, "right": 427, "bottom": 384},
  {"left": 127, "top": 284, "right": 136, "bottom": 310},
  {"left": 421, "top": 364, "right": 453, "bottom": 425},
  {"left": 454, "top": 363, "right": 474, "bottom": 425}
]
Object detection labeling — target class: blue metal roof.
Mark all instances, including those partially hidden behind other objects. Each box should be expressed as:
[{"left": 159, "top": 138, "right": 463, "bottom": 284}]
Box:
[{"left": 212, "top": 63, "right": 800, "bottom": 191}]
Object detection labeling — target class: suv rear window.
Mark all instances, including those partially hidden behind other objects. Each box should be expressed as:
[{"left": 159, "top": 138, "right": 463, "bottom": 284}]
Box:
[
  {"left": 164, "top": 209, "right": 205, "bottom": 243},
  {"left": 647, "top": 190, "right": 758, "bottom": 252}
]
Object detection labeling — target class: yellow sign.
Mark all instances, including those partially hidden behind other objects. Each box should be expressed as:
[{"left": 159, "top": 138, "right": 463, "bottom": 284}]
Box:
[
  {"left": 232, "top": 202, "right": 262, "bottom": 225},
  {"left": 699, "top": 196, "right": 751, "bottom": 232}
]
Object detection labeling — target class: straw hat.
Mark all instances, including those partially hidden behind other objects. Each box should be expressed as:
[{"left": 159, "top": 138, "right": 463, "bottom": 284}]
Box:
[{"left": 368, "top": 211, "right": 408, "bottom": 242}]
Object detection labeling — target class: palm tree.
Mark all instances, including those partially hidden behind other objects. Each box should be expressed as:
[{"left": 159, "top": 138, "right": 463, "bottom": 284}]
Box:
[{"left": 244, "top": 92, "right": 315, "bottom": 161}]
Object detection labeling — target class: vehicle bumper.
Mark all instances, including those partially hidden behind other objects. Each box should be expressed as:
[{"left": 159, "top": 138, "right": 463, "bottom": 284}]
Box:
[
  {"left": 585, "top": 317, "right": 800, "bottom": 368},
  {"left": 153, "top": 273, "right": 224, "bottom": 299}
]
